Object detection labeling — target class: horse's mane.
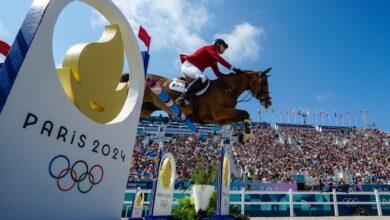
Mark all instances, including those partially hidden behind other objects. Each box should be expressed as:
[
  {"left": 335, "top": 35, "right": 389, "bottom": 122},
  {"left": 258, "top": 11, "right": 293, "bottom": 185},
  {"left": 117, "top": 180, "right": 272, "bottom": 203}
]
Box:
[{"left": 214, "top": 70, "right": 256, "bottom": 82}]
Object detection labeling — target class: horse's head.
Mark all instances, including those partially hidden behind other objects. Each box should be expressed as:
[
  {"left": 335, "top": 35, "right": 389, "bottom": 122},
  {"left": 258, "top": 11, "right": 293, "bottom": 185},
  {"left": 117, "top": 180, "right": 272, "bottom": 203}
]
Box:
[{"left": 245, "top": 69, "right": 272, "bottom": 109}]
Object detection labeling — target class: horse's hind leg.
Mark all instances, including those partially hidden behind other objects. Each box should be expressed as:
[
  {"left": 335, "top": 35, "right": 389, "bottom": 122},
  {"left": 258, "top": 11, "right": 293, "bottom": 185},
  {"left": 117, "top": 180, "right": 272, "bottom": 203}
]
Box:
[{"left": 140, "top": 102, "right": 160, "bottom": 118}]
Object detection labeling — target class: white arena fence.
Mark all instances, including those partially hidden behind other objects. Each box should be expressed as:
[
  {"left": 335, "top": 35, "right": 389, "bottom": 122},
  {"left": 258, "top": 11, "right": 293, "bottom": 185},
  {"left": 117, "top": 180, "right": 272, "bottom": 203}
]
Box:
[{"left": 123, "top": 189, "right": 390, "bottom": 217}]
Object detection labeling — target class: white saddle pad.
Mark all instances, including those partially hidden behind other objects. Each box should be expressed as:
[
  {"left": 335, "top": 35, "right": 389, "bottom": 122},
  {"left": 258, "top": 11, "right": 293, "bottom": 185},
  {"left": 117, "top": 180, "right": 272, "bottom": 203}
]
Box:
[{"left": 168, "top": 78, "right": 210, "bottom": 96}]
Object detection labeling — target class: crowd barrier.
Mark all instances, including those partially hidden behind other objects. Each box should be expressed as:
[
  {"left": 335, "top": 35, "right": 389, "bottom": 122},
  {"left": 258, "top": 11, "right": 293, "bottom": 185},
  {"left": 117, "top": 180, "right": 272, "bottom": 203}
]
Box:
[{"left": 122, "top": 189, "right": 390, "bottom": 217}]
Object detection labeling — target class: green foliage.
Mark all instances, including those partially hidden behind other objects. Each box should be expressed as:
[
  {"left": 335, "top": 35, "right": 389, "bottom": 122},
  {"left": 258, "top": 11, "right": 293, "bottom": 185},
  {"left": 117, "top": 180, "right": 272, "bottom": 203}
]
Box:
[
  {"left": 230, "top": 205, "right": 250, "bottom": 220},
  {"left": 172, "top": 196, "right": 195, "bottom": 220},
  {"left": 206, "top": 191, "right": 217, "bottom": 216},
  {"left": 191, "top": 164, "right": 217, "bottom": 185}
]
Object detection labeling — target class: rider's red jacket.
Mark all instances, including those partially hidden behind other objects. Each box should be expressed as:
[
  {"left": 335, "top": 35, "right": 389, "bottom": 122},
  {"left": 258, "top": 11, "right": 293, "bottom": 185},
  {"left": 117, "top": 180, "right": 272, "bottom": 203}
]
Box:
[{"left": 180, "top": 45, "right": 232, "bottom": 77}]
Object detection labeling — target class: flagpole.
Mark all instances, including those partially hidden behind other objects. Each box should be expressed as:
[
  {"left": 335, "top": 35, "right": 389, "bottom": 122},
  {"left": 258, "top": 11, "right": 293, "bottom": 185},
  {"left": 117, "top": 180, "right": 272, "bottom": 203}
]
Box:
[
  {"left": 348, "top": 114, "right": 351, "bottom": 127},
  {"left": 279, "top": 108, "right": 282, "bottom": 123},
  {"left": 272, "top": 109, "right": 275, "bottom": 125},
  {"left": 287, "top": 109, "right": 290, "bottom": 124},
  {"left": 293, "top": 109, "right": 297, "bottom": 124}
]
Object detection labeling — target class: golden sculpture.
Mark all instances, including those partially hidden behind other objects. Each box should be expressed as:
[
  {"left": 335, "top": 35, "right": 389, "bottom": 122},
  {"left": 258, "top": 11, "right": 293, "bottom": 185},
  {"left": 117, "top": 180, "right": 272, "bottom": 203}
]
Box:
[
  {"left": 160, "top": 157, "right": 172, "bottom": 189},
  {"left": 134, "top": 191, "right": 144, "bottom": 206},
  {"left": 57, "top": 24, "right": 128, "bottom": 124},
  {"left": 223, "top": 155, "right": 229, "bottom": 187}
]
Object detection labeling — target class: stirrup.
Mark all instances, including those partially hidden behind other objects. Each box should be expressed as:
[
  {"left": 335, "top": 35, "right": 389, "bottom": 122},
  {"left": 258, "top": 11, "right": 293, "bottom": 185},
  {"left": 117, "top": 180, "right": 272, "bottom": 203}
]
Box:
[{"left": 175, "top": 96, "right": 190, "bottom": 106}]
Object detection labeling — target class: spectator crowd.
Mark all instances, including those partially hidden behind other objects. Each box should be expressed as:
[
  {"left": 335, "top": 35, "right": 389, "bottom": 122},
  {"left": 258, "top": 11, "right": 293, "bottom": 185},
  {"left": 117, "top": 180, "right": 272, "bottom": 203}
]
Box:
[
  {"left": 129, "top": 134, "right": 220, "bottom": 182},
  {"left": 233, "top": 125, "right": 390, "bottom": 186},
  {"left": 129, "top": 122, "right": 390, "bottom": 188}
]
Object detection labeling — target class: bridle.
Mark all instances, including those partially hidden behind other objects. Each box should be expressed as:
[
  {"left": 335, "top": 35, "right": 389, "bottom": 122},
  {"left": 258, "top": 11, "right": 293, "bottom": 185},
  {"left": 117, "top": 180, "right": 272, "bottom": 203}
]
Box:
[
  {"left": 242, "top": 72, "right": 270, "bottom": 104},
  {"left": 221, "top": 71, "right": 270, "bottom": 104}
]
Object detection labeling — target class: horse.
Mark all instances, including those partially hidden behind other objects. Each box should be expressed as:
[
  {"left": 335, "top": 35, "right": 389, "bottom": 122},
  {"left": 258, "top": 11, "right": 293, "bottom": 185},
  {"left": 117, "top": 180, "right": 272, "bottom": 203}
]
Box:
[{"left": 140, "top": 69, "right": 272, "bottom": 127}]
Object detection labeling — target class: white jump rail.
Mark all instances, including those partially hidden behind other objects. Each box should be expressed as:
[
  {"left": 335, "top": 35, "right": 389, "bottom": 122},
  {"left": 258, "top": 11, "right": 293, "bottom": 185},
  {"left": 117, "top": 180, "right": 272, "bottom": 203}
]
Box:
[{"left": 123, "top": 189, "right": 390, "bottom": 217}]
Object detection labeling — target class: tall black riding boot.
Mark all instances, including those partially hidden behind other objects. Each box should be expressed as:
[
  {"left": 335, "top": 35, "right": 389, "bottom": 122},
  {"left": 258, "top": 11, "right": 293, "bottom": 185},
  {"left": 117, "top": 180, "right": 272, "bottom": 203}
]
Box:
[{"left": 175, "top": 77, "right": 203, "bottom": 106}]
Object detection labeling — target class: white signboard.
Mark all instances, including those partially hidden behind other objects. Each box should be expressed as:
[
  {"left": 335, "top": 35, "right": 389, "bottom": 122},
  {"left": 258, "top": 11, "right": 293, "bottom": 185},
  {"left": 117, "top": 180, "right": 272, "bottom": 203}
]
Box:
[
  {"left": 220, "top": 147, "right": 231, "bottom": 215},
  {"left": 131, "top": 188, "right": 145, "bottom": 218},
  {"left": 0, "top": 0, "right": 144, "bottom": 219},
  {"left": 150, "top": 152, "right": 176, "bottom": 217}
]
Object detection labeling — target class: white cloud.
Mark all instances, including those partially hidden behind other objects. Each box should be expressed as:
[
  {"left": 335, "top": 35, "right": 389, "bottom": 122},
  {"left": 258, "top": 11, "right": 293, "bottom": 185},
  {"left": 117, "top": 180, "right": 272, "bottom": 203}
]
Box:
[
  {"left": 0, "top": 19, "right": 10, "bottom": 38},
  {"left": 90, "top": 1, "right": 265, "bottom": 65},
  {"left": 215, "top": 22, "right": 265, "bottom": 63},
  {"left": 316, "top": 92, "right": 333, "bottom": 101},
  {"left": 316, "top": 94, "right": 324, "bottom": 101},
  {"left": 91, "top": 0, "right": 210, "bottom": 53}
]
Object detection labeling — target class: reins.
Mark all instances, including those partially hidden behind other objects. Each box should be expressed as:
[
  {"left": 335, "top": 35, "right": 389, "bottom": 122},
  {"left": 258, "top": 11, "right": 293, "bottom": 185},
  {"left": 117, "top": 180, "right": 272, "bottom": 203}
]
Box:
[{"left": 220, "top": 71, "right": 261, "bottom": 103}]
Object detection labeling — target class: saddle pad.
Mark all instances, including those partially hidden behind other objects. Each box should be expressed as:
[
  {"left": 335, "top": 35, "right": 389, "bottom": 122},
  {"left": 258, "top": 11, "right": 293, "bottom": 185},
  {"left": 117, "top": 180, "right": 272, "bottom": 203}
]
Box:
[
  {"left": 168, "top": 78, "right": 210, "bottom": 96},
  {"left": 169, "top": 78, "right": 186, "bottom": 93}
]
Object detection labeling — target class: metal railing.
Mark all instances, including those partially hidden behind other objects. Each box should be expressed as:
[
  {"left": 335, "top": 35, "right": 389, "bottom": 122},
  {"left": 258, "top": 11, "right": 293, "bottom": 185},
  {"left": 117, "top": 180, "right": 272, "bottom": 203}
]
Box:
[{"left": 123, "top": 189, "right": 390, "bottom": 217}]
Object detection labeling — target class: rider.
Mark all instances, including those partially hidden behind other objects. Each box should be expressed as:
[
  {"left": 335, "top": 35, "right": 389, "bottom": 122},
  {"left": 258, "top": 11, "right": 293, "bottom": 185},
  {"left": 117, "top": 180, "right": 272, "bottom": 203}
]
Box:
[{"left": 175, "top": 39, "right": 242, "bottom": 105}]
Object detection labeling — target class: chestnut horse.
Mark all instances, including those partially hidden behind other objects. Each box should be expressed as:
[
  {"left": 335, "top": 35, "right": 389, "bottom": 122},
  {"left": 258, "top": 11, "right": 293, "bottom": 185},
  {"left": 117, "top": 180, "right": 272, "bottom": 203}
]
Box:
[{"left": 141, "top": 69, "right": 272, "bottom": 125}]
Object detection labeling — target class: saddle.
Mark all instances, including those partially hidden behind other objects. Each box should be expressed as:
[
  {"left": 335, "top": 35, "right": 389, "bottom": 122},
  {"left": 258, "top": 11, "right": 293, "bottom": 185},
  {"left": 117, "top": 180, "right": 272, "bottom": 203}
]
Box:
[{"left": 168, "top": 76, "right": 210, "bottom": 96}]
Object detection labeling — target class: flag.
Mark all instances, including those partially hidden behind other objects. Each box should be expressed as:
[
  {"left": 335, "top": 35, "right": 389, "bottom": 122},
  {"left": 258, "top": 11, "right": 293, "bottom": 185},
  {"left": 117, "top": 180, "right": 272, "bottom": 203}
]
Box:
[
  {"left": 286, "top": 107, "right": 288, "bottom": 115},
  {"left": 138, "top": 26, "right": 151, "bottom": 52},
  {"left": 0, "top": 40, "right": 10, "bottom": 57},
  {"left": 339, "top": 112, "right": 343, "bottom": 119}
]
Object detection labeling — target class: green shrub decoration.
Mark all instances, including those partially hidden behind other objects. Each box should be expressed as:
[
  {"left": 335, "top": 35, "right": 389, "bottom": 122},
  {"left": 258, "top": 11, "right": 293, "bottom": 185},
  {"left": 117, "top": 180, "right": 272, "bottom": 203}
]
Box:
[
  {"left": 191, "top": 164, "right": 217, "bottom": 185},
  {"left": 172, "top": 196, "right": 195, "bottom": 220}
]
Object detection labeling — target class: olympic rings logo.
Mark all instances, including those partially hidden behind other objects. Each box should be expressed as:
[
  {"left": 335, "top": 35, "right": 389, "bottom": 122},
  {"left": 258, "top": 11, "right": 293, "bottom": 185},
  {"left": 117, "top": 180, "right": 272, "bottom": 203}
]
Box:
[
  {"left": 48, "top": 155, "right": 104, "bottom": 193},
  {"left": 342, "top": 198, "right": 359, "bottom": 207},
  {"left": 160, "top": 200, "right": 168, "bottom": 209}
]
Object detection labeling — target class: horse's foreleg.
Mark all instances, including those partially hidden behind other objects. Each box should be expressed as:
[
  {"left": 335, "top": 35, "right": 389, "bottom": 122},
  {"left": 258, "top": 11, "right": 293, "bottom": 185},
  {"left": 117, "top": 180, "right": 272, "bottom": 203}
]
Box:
[
  {"left": 213, "top": 108, "right": 250, "bottom": 125},
  {"left": 213, "top": 108, "right": 253, "bottom": 141}
]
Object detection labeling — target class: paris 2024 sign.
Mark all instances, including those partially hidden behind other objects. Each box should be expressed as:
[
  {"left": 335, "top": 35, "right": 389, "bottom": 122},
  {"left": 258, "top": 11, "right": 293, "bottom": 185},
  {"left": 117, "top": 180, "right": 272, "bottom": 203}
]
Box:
[{"left": 0, "top": 0, "right": 144, "bottom": 219}]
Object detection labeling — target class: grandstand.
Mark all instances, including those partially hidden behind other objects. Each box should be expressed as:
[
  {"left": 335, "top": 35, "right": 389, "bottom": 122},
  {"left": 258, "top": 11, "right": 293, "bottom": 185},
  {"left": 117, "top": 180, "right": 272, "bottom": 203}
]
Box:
[
  {"left": 126, "top": 117, "right": 389, "bottom": 217},
  {"left": 129, "top": 117, "right": 389, "bottom": 190}
]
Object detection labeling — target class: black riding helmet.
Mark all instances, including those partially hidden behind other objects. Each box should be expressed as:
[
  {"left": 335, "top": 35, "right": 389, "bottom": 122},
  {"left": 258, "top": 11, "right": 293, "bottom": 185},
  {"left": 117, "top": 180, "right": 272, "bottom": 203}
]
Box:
[{"left": 213, "top": 38, "right": 228, "bottom": 49}]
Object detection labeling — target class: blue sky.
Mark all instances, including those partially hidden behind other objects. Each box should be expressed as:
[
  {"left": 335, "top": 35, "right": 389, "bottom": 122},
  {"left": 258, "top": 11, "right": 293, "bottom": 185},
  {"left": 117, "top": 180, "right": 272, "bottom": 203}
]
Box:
[{"left": 0, "top": 0, "right": 389, "bottom": 131}]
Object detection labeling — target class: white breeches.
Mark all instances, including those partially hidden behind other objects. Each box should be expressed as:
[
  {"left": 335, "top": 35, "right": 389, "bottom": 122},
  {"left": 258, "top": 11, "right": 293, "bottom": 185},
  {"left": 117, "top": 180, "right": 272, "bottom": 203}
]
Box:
[{"left": 181, "top": 60, "right": 207, "bottom": 83}]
